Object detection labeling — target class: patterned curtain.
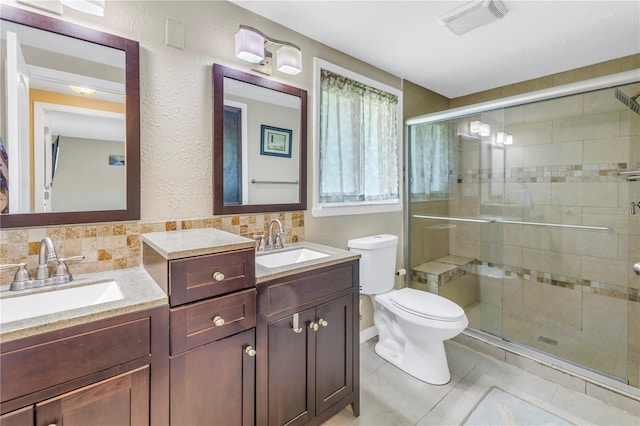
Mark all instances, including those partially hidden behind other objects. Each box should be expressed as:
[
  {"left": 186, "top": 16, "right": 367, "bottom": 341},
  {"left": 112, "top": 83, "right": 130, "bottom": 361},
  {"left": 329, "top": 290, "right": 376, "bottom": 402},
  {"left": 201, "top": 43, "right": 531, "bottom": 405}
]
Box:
[
  {"left": 319, "top": 69, "right": 399, "bottom": 204},
  {"left": 409, "top": 121, "right": 454, "bottom": 200}
]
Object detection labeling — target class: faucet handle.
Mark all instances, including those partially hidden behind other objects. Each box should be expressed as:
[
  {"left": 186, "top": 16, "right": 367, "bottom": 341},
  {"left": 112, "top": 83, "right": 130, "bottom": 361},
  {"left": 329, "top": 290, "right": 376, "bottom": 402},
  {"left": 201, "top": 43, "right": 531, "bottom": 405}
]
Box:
[
  {"left": 53, "top": 255, "right": 85, "bottom": 278},
  {"left": 1, "top": 262, "right": 31, "bottom": 282},
  {"left": 253, "top": 234, "right": 266, "bottom": 252},
  {"left": 1, "top": 263, "right": 32, "bottom": 291}
]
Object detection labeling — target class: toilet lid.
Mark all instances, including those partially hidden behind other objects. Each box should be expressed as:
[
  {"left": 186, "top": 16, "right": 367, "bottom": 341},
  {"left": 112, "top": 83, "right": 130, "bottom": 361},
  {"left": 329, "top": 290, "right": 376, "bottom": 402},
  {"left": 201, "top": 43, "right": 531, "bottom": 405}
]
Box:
[{"left": 390, "top": 288, "right": 465, "bottom": 321}]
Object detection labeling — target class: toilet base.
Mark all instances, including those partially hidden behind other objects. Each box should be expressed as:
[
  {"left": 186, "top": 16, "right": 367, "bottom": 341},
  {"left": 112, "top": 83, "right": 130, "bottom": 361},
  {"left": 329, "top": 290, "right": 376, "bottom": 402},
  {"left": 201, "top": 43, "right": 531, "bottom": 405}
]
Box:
[{"left": 375, "top": 338, "right": 452, "bottom": 385}]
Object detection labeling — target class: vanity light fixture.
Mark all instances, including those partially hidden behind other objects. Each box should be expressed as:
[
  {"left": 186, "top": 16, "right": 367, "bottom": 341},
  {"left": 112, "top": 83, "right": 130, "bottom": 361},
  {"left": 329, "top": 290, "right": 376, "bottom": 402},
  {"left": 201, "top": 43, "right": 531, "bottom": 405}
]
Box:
[
  {"left": 69, "top": 85, "right": 96, "bottom": 95},
  {"left": 496, "top": 131, "right": 513, "bottom": 146},
  {"left": 60, "top": 0, "right": 105, "bottom": 16},
  {"left": 235, "top": 25, "right": 302, "bottom": 75}
]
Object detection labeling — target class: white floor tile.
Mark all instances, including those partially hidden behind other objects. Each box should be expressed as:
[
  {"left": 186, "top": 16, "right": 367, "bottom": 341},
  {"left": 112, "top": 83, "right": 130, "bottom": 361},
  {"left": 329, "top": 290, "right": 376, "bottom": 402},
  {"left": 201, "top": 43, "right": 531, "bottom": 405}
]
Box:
[{"left": 324, "top": 339, "right": 640, "bottom": 426}]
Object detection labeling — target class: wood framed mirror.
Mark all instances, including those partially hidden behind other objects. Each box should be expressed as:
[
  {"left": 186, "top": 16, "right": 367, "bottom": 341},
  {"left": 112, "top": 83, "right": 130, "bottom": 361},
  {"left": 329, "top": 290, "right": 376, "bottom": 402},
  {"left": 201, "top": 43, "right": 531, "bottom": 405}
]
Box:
[
  {"left": 0, "top": 5, "right": 140, "bottom": 228},
  {"left": 213, "top": 64, "right": 307, "bottom": 215}
]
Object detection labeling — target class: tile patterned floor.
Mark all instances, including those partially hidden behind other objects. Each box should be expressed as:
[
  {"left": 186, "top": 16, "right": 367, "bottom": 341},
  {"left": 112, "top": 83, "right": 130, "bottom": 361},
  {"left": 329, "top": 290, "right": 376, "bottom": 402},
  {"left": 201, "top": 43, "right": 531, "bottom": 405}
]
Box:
[{"left": 323, "top": 339, "right": 639, "bottom": 426}]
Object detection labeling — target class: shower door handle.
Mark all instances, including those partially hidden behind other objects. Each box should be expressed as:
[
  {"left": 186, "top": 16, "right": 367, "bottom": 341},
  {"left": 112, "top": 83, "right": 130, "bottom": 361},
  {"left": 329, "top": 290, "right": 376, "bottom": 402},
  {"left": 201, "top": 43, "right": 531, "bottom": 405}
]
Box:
[{"left": 634, "top": 262, "right": 640, "bottom": 276}]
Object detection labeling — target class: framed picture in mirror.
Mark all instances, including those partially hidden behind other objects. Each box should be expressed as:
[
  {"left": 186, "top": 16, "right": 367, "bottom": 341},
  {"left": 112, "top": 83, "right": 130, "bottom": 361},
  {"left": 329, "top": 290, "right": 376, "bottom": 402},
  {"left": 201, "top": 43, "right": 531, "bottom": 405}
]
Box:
[{"left": 260, "top": 125, "right": 292, "bottom": 158}]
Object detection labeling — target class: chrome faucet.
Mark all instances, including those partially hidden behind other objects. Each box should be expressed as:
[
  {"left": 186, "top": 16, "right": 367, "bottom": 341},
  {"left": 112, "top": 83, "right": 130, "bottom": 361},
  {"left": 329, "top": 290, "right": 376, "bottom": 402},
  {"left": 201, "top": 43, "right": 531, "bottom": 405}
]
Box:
[
  {"left": 266, "top": 219, "right": 285, "bottom": 250},
  {"left": 0, "top": 237, "right": 85, "bottom": 291}
]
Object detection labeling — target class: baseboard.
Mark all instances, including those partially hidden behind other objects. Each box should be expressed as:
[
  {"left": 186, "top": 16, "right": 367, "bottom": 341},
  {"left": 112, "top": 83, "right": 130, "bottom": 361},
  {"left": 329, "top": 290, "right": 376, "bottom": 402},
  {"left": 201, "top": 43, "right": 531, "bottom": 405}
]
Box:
[{"left": 360, "top": 326, "right": 378, "bottom": 344}]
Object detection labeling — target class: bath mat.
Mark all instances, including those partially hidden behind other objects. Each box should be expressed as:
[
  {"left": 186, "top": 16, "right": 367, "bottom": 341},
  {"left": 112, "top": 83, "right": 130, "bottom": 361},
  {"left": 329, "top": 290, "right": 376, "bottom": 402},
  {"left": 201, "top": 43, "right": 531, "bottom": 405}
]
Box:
[{"left": 463, "top": 387, "right": 571, "bottom": 425}]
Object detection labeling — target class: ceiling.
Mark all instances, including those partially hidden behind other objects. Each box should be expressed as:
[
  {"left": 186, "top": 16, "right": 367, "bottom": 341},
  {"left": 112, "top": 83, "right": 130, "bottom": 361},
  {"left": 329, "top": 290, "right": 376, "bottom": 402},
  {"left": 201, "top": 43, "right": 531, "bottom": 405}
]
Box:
[{"left": 230, "top": 0, "right": 640, "bottom": 98}]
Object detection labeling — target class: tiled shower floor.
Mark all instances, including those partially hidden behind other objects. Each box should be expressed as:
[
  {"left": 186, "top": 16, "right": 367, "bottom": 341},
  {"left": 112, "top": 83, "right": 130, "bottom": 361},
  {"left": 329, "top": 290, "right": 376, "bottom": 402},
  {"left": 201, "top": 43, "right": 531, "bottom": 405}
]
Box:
[
  {"left": 465, "top": 302, "right": 630, "bottom": 381},
  {"left": 323, "top": 338, "right": 639, "bottom": 425}
]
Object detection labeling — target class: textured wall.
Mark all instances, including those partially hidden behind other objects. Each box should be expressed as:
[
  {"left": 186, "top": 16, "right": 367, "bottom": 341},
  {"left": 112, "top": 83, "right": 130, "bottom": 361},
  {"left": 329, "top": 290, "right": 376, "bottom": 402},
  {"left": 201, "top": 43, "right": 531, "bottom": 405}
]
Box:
[{"left": 2, "top": 0, "right": 406, "bottom": 331}]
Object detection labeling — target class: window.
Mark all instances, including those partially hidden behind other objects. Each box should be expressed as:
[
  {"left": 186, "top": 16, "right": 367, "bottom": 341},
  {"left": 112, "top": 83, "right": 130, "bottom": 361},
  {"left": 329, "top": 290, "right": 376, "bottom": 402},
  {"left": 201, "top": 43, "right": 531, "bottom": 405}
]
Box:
[
  {"left": 409, "top": 121, "right": 454, "bottom": 201},
  {"left": 313, "top": 59, "right": 403, "bottom": 217}
]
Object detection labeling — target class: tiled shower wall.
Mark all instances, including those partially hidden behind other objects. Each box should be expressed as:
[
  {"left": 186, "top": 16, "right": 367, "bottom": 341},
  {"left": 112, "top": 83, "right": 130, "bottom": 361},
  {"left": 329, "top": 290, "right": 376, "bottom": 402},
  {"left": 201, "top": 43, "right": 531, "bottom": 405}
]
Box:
[
  {"left": 0, "top": 212, "right": 305, "bottom": 287},
  {"left": 445, "top": 84, "right": 640, "bottom": 385}
]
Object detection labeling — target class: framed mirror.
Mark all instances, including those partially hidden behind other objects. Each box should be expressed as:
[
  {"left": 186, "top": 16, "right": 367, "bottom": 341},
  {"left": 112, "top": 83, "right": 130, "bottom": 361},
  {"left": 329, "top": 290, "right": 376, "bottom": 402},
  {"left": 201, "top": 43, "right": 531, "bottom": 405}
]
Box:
[
  {"left": 213, "top": 64, "right": 307, "bottom": 215},
  {"left": 0, "top": 5, "right": 140, "bottom": 228}
]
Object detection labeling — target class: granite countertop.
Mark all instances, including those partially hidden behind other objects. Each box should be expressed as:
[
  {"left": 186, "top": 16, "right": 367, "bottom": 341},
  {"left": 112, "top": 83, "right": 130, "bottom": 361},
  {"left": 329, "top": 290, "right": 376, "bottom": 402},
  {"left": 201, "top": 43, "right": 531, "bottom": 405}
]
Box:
[
  {"left": 0, "top": 267, "right": 168, "bottom": 343},
  {"left": 255, "top": 241, "right": 360, "bottom": 283},
  {"left": 142, "top": 228, "right": 255, "bottom": 259}
]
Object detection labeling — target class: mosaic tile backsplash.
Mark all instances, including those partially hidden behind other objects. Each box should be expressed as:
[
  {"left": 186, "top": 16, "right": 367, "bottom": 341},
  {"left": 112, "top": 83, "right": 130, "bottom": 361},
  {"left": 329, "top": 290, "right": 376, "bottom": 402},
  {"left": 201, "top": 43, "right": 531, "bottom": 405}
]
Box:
[{"left": 0, "top": 212, "right": 305, "bottom": 287}]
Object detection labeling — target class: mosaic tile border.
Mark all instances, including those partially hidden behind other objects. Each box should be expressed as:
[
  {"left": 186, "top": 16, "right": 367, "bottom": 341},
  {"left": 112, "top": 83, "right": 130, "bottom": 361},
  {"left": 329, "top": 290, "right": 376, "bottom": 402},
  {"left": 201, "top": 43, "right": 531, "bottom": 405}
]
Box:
[
  {"left": 458, "top": 163, "right": 636, "bottom": 184},
  {"left": 500, "top": 262, "right": 638, "bottom": 303},
  {"left": 412, "top": 259, "right": 639, "bottom": 304},
  {"left": 0, "top": 212, "right": 305, "bottom": 287}
]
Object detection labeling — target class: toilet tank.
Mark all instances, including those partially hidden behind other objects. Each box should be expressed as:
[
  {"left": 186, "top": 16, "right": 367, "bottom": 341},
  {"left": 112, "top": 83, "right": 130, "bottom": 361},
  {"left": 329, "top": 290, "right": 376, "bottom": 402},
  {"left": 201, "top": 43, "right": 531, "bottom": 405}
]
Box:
[{"left": 347, "top": 234, "right": 398, "bottom": 295}]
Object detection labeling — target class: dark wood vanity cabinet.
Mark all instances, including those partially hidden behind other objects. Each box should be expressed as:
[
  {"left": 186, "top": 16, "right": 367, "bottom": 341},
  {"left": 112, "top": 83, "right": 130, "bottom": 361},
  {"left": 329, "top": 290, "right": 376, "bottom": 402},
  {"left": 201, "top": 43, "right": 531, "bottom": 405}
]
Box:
[
  {"left": 0, "top": 307, "right": 169, "bottom": 426},
  {"left": 256, "top": 260, "right": 360, "bottom": 426},
  {"left": 144, "top": 245, "right": 257, "bottom": 426}
]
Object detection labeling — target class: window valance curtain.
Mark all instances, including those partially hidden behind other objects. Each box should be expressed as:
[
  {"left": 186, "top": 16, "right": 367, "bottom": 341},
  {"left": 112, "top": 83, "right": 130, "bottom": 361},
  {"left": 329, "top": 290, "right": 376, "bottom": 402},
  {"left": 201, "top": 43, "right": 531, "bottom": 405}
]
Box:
[{"left": 319, "top": 69, "right": 399, "bottom": 204}]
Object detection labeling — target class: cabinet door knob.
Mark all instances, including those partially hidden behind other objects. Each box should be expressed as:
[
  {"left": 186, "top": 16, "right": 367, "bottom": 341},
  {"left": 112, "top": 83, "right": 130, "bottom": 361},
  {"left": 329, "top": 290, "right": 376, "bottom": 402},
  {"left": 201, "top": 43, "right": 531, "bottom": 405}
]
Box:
[
  {"left": 309, "top": 322, "right": 319, "bottom": 331},
  {"left": 213, "top": 271, "right": 225, "bottom": 281},
  {"left": 245, "top": 346, "right": 257, "bottom": 357},
  {"left": 213, "top": 315, "right": 225, "bottom": 326},
  {"left": 318, "top": 318, "right": 328, "bottom": 327}
]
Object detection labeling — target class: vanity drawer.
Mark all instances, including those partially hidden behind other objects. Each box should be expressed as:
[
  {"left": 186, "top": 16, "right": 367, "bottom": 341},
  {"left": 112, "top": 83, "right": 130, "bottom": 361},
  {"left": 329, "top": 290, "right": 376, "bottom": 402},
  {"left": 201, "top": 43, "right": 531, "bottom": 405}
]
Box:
[
  {"left": 264, "top": 262, "right": 356, "bottom": 318},
  {"left": 169, "top": 248, "right": 255, "bottom": 305},
  {"left": 170, "top": 288, "right": 256, "bottom": 354},
  {"left": 0, "top": 317, "right": 150, "bottom": 403}
]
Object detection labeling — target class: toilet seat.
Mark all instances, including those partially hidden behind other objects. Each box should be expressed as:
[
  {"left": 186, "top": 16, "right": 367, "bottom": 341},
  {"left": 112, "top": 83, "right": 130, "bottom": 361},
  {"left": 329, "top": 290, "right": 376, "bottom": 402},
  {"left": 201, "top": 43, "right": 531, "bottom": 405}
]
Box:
[{"left": 389, "top": 288, "right": 465, "bottom": 322}]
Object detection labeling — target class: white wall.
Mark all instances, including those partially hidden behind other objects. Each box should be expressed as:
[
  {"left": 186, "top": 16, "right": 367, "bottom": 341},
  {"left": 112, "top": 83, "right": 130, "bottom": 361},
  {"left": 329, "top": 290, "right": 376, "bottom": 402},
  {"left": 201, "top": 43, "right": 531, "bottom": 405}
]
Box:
[{"left": 51, "top": 136, "right": 125, "bottom": 212}]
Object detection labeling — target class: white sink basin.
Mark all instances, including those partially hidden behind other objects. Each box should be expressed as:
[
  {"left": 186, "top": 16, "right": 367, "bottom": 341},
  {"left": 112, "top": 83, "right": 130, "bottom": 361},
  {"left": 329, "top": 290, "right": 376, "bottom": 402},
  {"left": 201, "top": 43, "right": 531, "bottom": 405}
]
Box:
[
  {"left": 0, "top": 280, "right": 124, "bottom": 324},
  {"left": 256, "top": 248, "right": 329, "bottom": 269}
]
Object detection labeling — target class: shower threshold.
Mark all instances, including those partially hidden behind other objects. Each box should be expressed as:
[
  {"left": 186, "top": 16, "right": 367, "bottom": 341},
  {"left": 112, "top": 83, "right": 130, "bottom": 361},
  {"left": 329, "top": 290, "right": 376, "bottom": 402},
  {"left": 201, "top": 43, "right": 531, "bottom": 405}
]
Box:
[{"left": 458, "top": 328, "right": 640, "bottom": 402}]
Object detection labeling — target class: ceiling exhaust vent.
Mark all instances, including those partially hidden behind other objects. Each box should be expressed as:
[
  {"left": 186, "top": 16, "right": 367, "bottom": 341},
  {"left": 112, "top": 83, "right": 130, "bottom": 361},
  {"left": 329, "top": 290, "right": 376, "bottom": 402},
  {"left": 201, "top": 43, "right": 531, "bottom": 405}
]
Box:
[{"left": 439, "top": 0, "right": 507, "bottom": 35}]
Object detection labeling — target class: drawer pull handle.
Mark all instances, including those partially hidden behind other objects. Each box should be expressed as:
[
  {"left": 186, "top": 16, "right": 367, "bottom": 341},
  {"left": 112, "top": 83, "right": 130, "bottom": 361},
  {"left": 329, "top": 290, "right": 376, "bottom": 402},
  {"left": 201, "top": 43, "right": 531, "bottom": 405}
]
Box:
[
  {"left": 245, "top": 346, "right": 257, "bottom": 357},
  {"left": 319, "top": 318, "right": 328, "bottom": 327},
  {"left": 292, "top": 313, "right": 303, "bottom": 333},
  {"left": 309, "top": 321, "right": 319, "bottom": 332},
  {"left": 213, "top": 315, "right": 225, "bottom": 326},
  {"left": 213, "top": 271, "right": 225, "bottom": 281}
]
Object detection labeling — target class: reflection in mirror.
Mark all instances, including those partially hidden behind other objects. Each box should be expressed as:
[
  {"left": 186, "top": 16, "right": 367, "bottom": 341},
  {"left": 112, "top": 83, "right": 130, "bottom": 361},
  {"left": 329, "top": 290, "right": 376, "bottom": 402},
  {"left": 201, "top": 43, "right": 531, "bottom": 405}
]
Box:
[
  {"left": 223, "top": 77, "right": 300, "bottom": 205},
  {"left": 213, "top": 64, "right": 307, "bottom": 215},
  {"left": 0, "top": 5, "right": 140, "bottom": 228}
]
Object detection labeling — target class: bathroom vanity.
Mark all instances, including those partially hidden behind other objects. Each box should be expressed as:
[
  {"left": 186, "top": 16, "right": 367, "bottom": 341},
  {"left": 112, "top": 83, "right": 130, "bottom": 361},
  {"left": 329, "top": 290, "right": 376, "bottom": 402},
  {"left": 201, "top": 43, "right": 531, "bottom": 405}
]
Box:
[
  {"left": 0, "top": 269, "right": 169, "bottom": 426},
  {"left": 0, "top": 229, "right": 359, "bottom": 426},
  {"left": 142, "top": 230, "right": 361, "bottom": 426}
]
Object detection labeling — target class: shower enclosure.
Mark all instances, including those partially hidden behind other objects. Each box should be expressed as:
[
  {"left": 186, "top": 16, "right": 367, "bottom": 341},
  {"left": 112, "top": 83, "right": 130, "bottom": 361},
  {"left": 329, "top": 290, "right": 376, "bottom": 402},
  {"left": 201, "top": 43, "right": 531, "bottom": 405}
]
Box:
[{"left": 405, "top": 71, "right": 640, "bottom": 390}]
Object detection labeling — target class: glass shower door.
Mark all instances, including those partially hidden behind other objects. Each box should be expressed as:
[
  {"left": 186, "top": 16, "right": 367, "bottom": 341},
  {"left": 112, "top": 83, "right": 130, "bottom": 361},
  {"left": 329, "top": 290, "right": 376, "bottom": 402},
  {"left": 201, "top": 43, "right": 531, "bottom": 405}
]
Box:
[
  {"left": 407, "top": 79, "right": 639, "bottom": 388},
  {"left": 498, "top": 83, "right": 639, "bottom": 385}
]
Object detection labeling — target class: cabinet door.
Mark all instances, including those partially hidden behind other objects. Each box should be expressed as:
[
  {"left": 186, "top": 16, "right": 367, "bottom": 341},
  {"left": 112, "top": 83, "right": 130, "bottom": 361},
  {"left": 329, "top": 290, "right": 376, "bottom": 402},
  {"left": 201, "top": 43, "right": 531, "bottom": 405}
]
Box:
[
  {"left": 170, "top": 329, "right": 255, "bottom": 426},
  {"left": 268, "top": 309, "right": 315, "bottom": 426},
  {"left": 315, "top": 294, "right": 353, "bottom": 416},
  {"left": 1, "top": 406, "right": 34, "bottom": 426},
  {"left": 36, "top": 366, "right": 149, "bottom": 426}
]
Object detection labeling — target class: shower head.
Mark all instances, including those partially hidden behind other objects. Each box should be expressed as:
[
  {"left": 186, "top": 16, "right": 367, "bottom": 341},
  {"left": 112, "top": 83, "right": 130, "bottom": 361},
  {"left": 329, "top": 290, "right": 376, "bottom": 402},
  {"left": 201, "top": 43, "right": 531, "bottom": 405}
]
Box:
[{"left": 614, "top": 89, "right": 640, "bottom": 115}]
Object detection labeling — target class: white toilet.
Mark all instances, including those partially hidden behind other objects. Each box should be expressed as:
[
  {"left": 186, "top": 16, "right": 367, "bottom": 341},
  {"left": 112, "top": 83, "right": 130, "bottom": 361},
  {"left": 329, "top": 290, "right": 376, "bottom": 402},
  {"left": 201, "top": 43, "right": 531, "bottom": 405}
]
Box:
[{"left": 348, "top": 234, "right": 468, "bottom": 385}]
